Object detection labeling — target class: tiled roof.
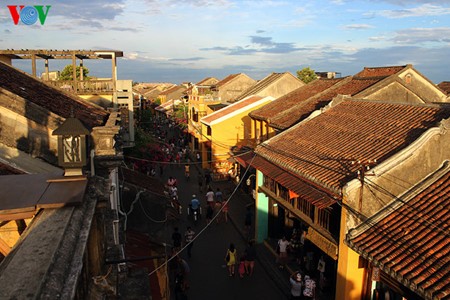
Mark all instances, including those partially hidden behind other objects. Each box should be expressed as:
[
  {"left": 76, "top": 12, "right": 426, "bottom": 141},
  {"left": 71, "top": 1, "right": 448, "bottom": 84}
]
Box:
[
  {"left": 158, "top": 85, "right": 185, "bottom": 96},
  {"left": 0, "top": 62, "right": 108, "bottom": 129},
  {"left": 215, "top": 73, "right": 241, "bottom": 87},
  {"left": 255, "top": 99, "right": 450, "bottom": 196},
  {"left": 346, "top": 162, "right": 450, "bottom": 300},
  {"left": 201, "top": 95, "right": 266, "bottom": 126},
  {"left": 438, "top": 81, "right": 450, "bottom": 95},
  {"left": 251, "top": 155, "right": 338, "bottom": 208},
  {"left": 235, "top": 72, "right": 290, "bottom": 101},
  {"left": 196, "top": 77, "right": 219, "bottom": 86},
  {"left": 354, "top": 65, "right": 407, "bottom": 78},
  {"left": 249, "top": 78, "right": 345, "bottom": 121},
  {"left": 269, "top": 76, "right": 386, "bottom": 130}
]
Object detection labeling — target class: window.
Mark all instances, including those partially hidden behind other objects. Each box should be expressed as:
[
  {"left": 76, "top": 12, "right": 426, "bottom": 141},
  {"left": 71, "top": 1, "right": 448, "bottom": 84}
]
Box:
[
  {"left": 192, "top": 108, "right": 198, "bottom": 122},
  {"left": 207, "top": 126, "right": 211, "bottom": 136}
]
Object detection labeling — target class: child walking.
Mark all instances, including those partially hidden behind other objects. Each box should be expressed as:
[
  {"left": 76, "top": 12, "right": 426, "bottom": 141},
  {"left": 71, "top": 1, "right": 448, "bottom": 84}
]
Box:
[{"left": 238, "top": 254, "right": 246, "bottom": 278}]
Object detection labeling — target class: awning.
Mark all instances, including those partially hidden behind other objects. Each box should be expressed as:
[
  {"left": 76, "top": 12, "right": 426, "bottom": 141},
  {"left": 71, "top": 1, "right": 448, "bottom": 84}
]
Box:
[
  {"left": 233, "top": 151, "right": 255, "bottom": 168},
  {"left": 250, "top": 156, "right": 338, "bottom": 209},
  {"left": 0, "top": 173, "right": 87, "bottom": 221}
]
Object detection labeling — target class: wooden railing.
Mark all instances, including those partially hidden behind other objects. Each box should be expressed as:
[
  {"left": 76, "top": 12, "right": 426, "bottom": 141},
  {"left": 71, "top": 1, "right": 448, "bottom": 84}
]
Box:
[{"left": 45, "top": 79, "right": 114, "bottom": 94}]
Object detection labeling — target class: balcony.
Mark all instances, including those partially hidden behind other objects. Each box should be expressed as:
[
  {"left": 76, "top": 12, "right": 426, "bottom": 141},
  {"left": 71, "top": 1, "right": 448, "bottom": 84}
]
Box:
[{"left": 45, "top": 79, "right": 114, "bottom": 95}]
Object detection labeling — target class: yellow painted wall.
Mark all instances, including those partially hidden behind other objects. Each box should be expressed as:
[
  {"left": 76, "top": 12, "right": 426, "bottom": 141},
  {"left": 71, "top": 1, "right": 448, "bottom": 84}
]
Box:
[
  {"left": 336, "top": 207, "right": 365, "bottom": 300},
  {"left": 203, "top": 98, "right": 273, "bottom": 174}
]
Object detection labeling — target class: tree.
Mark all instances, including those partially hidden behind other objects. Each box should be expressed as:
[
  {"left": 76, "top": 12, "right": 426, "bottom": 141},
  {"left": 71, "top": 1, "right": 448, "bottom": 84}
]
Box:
[
  {"left": 296, "top": 67, "right": 317, "bottom": 84},
  {"left": 59, "top": 64, "right": 90, "bottom": 80}
]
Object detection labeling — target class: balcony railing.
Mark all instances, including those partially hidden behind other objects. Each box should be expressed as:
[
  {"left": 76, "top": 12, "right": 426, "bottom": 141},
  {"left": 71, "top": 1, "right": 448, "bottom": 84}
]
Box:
[{"left": 45, "top": 79, "right": 114, "bottom": 94}]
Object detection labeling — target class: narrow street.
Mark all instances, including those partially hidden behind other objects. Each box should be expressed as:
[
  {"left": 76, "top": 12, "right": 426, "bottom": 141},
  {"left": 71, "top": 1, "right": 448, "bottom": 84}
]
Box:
[{"left": 158, "top": 163, "right": 286, "bottom": 300}]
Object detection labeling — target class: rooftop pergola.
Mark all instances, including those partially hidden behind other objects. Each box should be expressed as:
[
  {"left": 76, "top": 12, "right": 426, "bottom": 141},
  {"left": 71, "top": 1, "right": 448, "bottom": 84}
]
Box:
[{"left": 0, "top": 49, "right": 124, "bottom": 91}]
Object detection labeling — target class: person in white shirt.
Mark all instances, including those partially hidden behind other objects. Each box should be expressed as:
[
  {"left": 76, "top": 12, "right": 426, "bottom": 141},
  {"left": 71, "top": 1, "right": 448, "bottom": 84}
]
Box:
[
  {"left": 277, "top": 236, "right": 290, "bottom": 269},
  {"left": 205, "top": 187, "right": 215, "bottom": 209}
]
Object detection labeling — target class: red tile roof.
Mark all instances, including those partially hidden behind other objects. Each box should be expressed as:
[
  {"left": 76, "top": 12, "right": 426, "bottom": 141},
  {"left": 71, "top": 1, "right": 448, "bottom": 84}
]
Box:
[
  {"left": 255, "top": 99, "right": 450, "bottom": 196},
  {"left": 0, "top": 62, "right": 108, "bottom": 129},
  {"left": 215, "top": 73, "right": 241, "bottom": 87},
  {"left": 158, "top": 85, "right": 185, "bottom": 96},
  {"left": 269, "top": 76, "right": 386, "bottom": 130},
  {"left": 201, "top": 95, "right": 265, "bottom": 125},
  {"left": 354, "top": 65, "right": 407, "bottom": 78},
  {"left": 249, "top": 78, "right": 345, "bottom": 121},
  {"left": 251, "top": 155, "right": 338, "bottom": 208},
  {"left": 438, "top": 81, "right": 450, "bottom": 95},
  {"left": 346, "top": 163, "right": 450, "bottom": 299}
]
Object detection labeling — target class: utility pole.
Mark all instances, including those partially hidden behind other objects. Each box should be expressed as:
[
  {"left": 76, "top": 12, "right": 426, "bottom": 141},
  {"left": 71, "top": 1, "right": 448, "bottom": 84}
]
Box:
[{"left": 351, "top": 159, "right": 377, "bottom": 213}]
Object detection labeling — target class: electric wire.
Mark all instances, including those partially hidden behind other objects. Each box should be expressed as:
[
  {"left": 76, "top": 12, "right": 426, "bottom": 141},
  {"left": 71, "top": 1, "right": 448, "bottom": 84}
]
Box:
[{"left": 147, "top": 152, "right": 257, "bottom": 276}]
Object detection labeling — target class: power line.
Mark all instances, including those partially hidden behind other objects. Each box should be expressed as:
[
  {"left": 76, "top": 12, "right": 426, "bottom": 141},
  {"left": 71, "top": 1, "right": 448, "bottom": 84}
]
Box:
[{"left": 147, "top": 152, "right": 257, "bottom": 276}]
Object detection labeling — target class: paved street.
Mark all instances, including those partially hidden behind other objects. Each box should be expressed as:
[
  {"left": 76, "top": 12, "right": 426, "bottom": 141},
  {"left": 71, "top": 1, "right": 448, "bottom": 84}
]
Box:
[{"left": 157, "top": 164, "right": 286, "bottom": 300}]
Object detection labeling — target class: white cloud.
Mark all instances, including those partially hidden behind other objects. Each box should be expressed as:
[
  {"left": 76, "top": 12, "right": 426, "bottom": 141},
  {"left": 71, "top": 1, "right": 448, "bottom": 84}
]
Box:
[
  {"left": 344, "top": 24, "right": 374, "bottom": 30},
  {"left": 380, "top": 4, "right": 450, "bottom": 18},
  {"left": 391, "top": 27, "right": 450, "bottom": 44}
]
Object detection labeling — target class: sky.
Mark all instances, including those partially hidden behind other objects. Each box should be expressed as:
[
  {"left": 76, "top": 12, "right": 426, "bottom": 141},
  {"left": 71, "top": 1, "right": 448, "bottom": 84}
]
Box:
[{"left": 1, "top": 0, "right": 450, "bottom": 84}]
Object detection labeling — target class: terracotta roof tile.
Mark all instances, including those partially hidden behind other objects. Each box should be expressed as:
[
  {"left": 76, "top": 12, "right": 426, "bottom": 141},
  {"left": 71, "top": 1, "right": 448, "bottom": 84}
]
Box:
[
  {"left": 158, "top": 85, "right": 185, "bottom": 96},
  {"left": 438, "top": 81, "right": 450, "bottom": 95},
  {"left": 346, "top": 164, "right": 450, "bottom": 299},
  {"left": 255, "top": 99, "right": 450, "bottom": 195},
  {"left": 201, "top": 95, "right": 265, "bottom": 125},
  {"left": 249, "top": 78, "right": 344, "bottom": 121},
  {"left": 354, "top": 65, "right": 407, "bottom": 78},
  {"left": 0, "top": 62, "right": 108, "bottom": 129},
  {"left": 215, "top": 73, "right": 241, "bottom": 87},
  {"left": 269, "top": 77, "right": 387, "bottom": 130}
]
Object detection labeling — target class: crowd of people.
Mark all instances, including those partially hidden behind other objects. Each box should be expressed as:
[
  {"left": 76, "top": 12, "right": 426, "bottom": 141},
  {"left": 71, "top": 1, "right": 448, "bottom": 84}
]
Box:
[{"left": 134, "top": 114, "right": 329, "bottom": 300}]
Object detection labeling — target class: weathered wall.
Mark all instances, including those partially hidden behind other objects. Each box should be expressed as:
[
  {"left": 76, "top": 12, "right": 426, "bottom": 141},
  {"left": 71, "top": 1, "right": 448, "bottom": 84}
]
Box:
[
  {"left": 0, "top": 88, "right": 60, "bottom": 163},
  {"left": 218, "top": 75, "right": 256, "bottom": 102},
  {"left": 258, "top": 75, "right": 304, "bottom": 100}
]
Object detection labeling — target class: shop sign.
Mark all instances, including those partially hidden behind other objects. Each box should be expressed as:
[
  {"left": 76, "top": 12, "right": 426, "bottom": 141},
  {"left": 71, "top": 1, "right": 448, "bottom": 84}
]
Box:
[{"left": 307, "top": 227, "right": 338, "bottom": 260}]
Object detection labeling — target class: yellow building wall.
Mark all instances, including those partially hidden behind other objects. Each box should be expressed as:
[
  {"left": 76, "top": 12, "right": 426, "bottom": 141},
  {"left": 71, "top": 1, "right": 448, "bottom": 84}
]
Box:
[
  {"left": 204, "top": 99, "right": 272, "bottom": 175},
  {"left": 336, "top": 207, "right": 365, "bottom": 300}
]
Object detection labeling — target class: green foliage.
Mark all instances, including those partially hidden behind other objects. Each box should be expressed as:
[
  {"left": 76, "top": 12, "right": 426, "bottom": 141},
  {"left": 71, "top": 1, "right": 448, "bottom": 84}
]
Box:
[
  {"left": 296, "top": 67, "right": 317, "bottom": 84},
  {"left": 59, "top": 64, "right": 90, "bottom": 80},
  {"left": 124, "top": 127, "right": 155, "bottom": 158},
  {"left": 154, "top": 97, "right": 162, "bottom": 105}
]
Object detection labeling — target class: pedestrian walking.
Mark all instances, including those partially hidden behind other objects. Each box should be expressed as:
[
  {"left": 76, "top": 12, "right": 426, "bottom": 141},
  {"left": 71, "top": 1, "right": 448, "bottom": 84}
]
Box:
[
  {"left": 206, "top": 204, "right": 213, "bottom": 225},
  {"left": 205, "top": 187, "right": 215, "bottom": 209},
  {"left": 277, "top": 236, "right": 290, "bottom": 269},
  {"left": 303, "top": 275, "right": 317, "bottom": 299},
  {"left": 215, "top": 187, "right": 223, "bottom": 203},
  {"left": 214, "top": 201, "right": 222, "bottom": 224},
  {"left": 244, "top": 206, "right": 253, "bottom": 234},
  {"left": 317, "top": 255, "right": 326, "bottom": 289},
  {"left": 225, "top": 243, "right": 237, "bottom": 277},
  {"left": 197, "top": 172, "right": 203, "bottom": 192},
  {"left": 184, "top": 164, "right": 190, "bottom": 181},
  {"left": 172, "top": 227, "right": 182, "bottom": 251},
  {"left": 244, "top": 240, "right": 256, "bottom": 276},
  {"left": 204, "top": 171, "right": 211, "bottom": 189},
  {"left": 290, "top": 229, "right": 302, "bottom": 264},
  {"left": 178, "top": 256, "right": 190, "bottom": 290},
  {"left": 184, "top": 227, "right": 195, "bottom": 258},
  {"left": 238, "top": 254, "right": 246, "bottom": 278},
  {"left": 289, "top": 271, "right": 303, "bottom": 300},
  {"left": 222, "top": 201, "right": 229, "bottom": 223}
]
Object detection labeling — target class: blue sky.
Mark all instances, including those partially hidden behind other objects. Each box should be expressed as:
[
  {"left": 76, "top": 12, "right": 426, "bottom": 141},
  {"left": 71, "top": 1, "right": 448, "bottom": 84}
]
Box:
[{"left": 1, "top": 0, "right": 450, "bottom": 84}]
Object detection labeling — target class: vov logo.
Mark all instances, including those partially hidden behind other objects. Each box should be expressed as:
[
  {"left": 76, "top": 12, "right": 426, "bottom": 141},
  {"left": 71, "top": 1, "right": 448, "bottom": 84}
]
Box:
[{"left": 7, "top": 5, "right": 51, "bottom": 25}]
